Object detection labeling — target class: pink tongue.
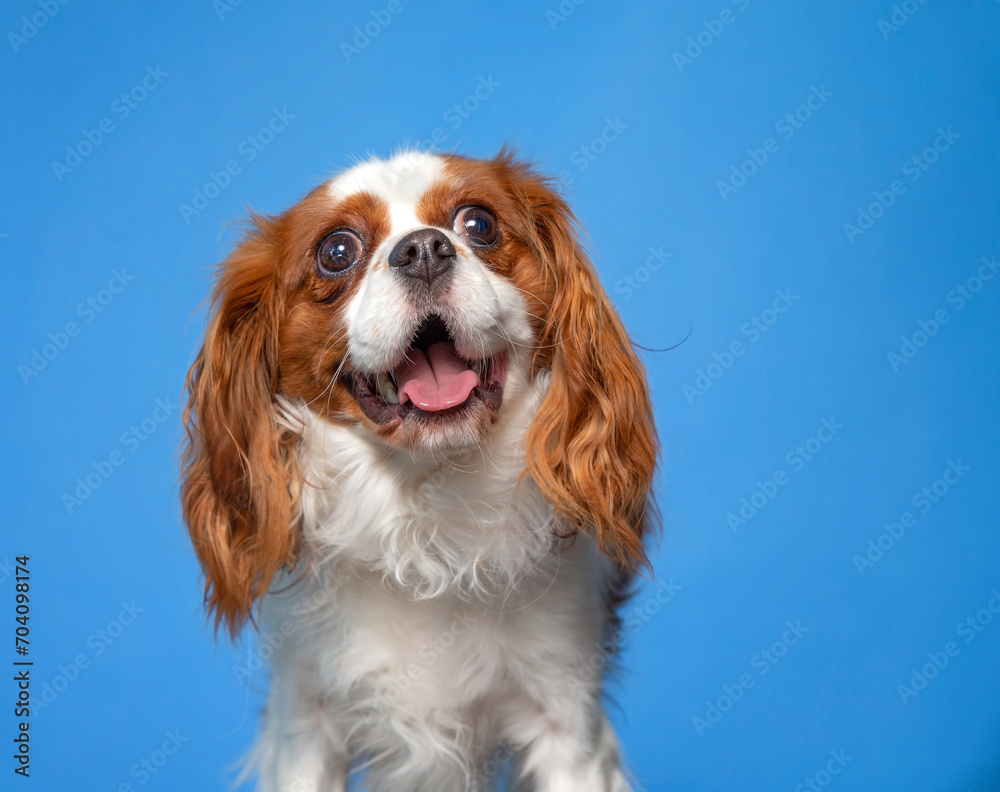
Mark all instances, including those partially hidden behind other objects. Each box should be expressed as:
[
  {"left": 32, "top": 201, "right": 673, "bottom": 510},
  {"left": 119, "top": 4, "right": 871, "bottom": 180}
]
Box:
[{"left": 394, "top": 342, "right": 480, "bottom": 411}]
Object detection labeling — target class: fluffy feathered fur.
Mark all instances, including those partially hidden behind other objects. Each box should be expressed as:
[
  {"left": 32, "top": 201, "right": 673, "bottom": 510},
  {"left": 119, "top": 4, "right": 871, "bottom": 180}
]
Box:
[{"left": 181, "top": 150, "right": 657, "bottom": 792}]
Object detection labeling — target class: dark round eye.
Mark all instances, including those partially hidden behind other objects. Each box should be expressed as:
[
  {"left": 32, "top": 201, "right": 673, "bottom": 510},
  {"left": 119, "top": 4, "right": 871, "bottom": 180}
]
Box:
[
  {"left": 316, "top": 230, "right": 363, "bottom": 276},
  {"left": 454, "top": 206, "right": 499, "bottom": 247}
]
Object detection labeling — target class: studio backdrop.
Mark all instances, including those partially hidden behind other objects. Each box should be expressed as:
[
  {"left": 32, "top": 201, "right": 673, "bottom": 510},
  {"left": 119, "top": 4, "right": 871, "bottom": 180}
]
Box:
[{"left": 2, "top": 0, "right": 999, "bottom": 790}]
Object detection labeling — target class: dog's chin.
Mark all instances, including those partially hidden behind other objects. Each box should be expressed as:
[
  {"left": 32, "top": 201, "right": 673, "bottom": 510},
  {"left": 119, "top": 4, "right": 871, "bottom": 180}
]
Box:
[{"left": 366, "top": 394, "right": 500, "bottom": 454}]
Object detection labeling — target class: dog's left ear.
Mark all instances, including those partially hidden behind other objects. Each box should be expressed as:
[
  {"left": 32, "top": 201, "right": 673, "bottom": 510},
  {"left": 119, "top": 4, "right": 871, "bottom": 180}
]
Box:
[{"left": 518, "top": 171, "right": 658, "bottom": 569}]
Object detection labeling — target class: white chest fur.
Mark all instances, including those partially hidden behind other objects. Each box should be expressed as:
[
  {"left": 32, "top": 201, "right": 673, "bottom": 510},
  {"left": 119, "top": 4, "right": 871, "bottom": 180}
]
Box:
[{"left": 253, "top": 385, "right": 630, "bottom": 792}]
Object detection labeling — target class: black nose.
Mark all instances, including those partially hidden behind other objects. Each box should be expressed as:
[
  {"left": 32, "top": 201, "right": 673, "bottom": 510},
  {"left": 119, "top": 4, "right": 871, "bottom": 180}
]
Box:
[{"left": 388, "top": 228, "right": 456, "bottom": 286}]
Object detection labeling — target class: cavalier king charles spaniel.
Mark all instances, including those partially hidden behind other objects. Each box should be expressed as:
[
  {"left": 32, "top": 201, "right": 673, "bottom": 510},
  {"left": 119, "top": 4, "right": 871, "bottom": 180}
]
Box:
[{"left": 181, "top": 150, "right": 657, "bottom": 792}]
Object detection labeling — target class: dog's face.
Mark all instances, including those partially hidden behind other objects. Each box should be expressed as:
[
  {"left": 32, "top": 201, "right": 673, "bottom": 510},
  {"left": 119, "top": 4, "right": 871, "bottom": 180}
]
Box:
[
  {"left": 181, "top": 151, "right": 657, "bottom": 633},
  {"left": 275, "top": 152, "right": 550, "bottom": 453}
]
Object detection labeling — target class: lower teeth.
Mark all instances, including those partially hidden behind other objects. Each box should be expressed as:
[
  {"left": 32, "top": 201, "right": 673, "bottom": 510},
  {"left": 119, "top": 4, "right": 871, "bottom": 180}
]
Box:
[{"left": 375, "top": 372, "right": 398, "bottom": 404}]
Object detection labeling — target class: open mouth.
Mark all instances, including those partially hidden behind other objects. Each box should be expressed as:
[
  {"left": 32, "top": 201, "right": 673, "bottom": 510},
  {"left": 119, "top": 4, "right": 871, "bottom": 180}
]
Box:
[{"left": 345, "top": 315, "right": 506, "bottom": 425}]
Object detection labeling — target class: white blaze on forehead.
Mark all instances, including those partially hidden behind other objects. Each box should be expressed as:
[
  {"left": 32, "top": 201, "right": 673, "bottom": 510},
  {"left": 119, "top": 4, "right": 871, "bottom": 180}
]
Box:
[{"left": 327, "top": 151, "right": 445, "bottom": 235}]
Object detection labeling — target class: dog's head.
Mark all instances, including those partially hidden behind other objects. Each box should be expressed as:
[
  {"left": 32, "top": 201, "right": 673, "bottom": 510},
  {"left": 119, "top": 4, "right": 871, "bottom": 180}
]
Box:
[{"left": 181, "top": 150, "right": 657, "bottom": 634}]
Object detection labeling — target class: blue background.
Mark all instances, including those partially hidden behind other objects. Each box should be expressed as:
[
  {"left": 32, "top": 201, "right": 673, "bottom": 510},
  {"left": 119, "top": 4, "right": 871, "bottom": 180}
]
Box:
[{"left": 3, "top": 0, "right": 999, "bottom": 790}]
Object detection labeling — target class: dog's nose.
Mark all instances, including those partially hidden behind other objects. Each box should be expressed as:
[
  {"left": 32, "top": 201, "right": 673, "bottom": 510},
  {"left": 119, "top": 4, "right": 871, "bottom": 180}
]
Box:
[{"left": 388, "top": 228, "right": 456, "bottom": 286}]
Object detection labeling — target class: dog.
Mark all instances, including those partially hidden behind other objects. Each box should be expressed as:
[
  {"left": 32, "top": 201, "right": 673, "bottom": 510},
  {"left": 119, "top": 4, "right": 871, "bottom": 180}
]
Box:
[{"left": 180, "top": 149, "right": 657, "bottom": 792}]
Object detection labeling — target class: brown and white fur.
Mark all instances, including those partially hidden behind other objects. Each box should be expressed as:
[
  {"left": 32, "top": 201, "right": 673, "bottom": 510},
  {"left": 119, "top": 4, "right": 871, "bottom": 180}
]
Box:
[{"left": 180, "top": 150, "right": 657, "bottom": 792}]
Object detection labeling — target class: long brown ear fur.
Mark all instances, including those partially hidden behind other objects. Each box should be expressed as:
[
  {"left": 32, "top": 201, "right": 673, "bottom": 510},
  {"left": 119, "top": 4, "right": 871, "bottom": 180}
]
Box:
[
  {"left": 181, "top": 217, "right": 299, "bottom": 637},
  {"left": 517, "top": 167, "right": 658, "bottom": 569}
]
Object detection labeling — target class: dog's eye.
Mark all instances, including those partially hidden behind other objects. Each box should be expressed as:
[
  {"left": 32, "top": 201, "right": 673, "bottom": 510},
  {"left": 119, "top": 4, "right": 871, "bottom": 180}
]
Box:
[
  {"left": 316, "top": 230, "right": 363, "bottom": 276},
  {"left": 454, "top": 206, "right": 499, "bottom": 247}
]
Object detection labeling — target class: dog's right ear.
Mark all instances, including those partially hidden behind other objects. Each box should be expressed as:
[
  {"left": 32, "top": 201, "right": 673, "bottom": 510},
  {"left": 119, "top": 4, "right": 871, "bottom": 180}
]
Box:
[{"left": 181, "top": 216, "right": 299, "bottom": 638}]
